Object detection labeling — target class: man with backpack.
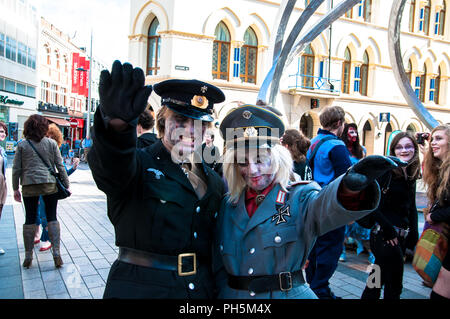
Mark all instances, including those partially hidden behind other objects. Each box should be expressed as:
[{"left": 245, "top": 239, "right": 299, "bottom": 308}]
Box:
[{"left": 305, "top": 106, "right": 353, "bottom": 299}]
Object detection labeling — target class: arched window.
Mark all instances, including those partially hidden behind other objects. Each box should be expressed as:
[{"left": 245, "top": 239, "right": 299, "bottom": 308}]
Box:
[
  {"left": 45, "top": 45, "right": 51, "bottom": 65},
  {"left": 419, "top": 64, "right": 427, "bottom": 102},
  {"left": 300, "top": 44, "right": 314, "bottom": 89},
  {"left": 342, "top": 47, "right": 351, "bottom": 93},
  {"left": 147, "top": 17, "right": 160, "bottom": 76},
  {"left": 240, "top": 27, "right": 258, "bottom": 84},
  {"left": 433, "top": 66, "right": 441, "bottom": 104},
  {"left": 406, "top": 59, "right": 412, "bottom": 83},
  {"left": 212, "top": 22, "right": 231, "bottom": 81},
  {"left": 436, "top": 2, "right": 446, "bottom": 35},
  {"left": 360, "top": 51, "right": 369, "bottom": 96},
  {"left": 55, "top": 51, "right": 60, "bottom": 69},
  {"left": 409, "top": 0, "right": 416, "bottom": 32}
]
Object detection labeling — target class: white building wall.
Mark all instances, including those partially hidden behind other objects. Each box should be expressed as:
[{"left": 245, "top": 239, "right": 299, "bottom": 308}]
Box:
[{"left": 129, "top": 0, "right": 450, "bottom": 155}]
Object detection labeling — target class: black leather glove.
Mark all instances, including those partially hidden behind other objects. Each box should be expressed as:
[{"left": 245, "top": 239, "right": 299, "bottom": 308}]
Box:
[
  {"left": 98, "top": 60, "right": 153, "bottom": 123},
  {"left": 342, "top": 155, "right": 407, "bottom": 191}
]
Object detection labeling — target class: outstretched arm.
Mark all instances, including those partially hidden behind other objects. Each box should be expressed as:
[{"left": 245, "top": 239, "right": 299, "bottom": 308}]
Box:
[{"left": 87, "top": 61, "right": 153, "bottom": 197}]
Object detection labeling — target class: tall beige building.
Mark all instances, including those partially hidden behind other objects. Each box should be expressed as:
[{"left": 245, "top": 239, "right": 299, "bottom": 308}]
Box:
[{"left": 128, "top": 0, "right": 449, "bottom": 155}]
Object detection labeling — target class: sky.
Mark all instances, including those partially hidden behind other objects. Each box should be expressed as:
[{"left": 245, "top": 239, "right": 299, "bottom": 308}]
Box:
[{"left": 35, "top": 0, "right": 130, "bottom": 67}]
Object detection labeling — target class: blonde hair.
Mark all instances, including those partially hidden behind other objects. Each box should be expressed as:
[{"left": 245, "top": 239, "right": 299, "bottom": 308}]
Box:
[
  {"left": 223, "top": 144, "right": 293, "bottom": 204},
  {"left": 47, "top": 123, "right": 63, "bottom": 147},
  {"left": 423, "top": 124, "right": 450, "bottom": 207}
]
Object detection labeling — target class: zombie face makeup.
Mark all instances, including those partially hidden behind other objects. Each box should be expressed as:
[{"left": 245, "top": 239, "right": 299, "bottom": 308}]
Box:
[
  {"left": 238, "top": 150, "right": 275, "bottom": 192},
  {"left": 394, "top": 137, "right": 415, "bottom": 162},
  {"left": 162, "top": 110, "right": 207, "bottom": 158},
  {"left": 347, "top": 127, "right": 358, "bottom": 144}
]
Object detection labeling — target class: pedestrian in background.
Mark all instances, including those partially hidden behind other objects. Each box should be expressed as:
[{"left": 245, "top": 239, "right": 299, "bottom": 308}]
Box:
[
  {"left": 305, "top": 106, "right": 353, "bottom": 299},
  {"left": 422, "top": 124, "right": 450, "bottom": 300},
  {"left": 60, "top": 139, "right": 70, "bottom": 160},
  {"left": 0, "top": 121, "right": 8, "bottom": 255},
  {"left": 361, "top": 131, "right": 420, "bottom": 299},
  {"left": 34, "top": 124, "right": 79, "bottom": 252},
  {"left": 136, "top": 108, "right": 158, "bottom": 148},
  {"left": 280, "top": 129, "right": 312, "bottom": 181},
  {"left": 339, "top": 123, "right": 373, "bottom": 264},
  {"left": 12, "top": 115, "right": 69, "bottom": 269},
  {"left": 201, "top": 129, "right": 222, "bottom": 177}
]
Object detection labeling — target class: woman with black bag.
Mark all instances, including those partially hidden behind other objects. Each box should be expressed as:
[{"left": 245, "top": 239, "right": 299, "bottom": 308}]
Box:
[{"left": 12, "top": 115, "right": 69, "bottom": 269}]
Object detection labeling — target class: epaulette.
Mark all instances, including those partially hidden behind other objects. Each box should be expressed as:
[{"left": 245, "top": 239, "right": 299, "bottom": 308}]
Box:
[{"left": 287, "top": 180, "right": 312, "bottom": 188}]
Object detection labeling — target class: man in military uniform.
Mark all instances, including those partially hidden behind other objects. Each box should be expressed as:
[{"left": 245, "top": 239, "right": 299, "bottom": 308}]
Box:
[
  {"left": 214, "top": 104, "right": 405, "bottom": 298},
  {"left": 88, "top": 61, "right": 226, "bottom": 298}
]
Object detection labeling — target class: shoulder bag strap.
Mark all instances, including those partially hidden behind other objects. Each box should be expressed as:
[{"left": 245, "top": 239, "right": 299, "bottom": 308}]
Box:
[{"left": 26, "top": 139, "right": 57, "bottom": 178}]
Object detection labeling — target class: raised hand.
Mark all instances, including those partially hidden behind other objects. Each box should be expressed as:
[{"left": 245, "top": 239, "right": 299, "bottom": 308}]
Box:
[
  {"left": 98, "top": 60, "right": 153, "bottom": 123},
  {"left": 342, "top": 155, "right": 407, "bottom": 191}
]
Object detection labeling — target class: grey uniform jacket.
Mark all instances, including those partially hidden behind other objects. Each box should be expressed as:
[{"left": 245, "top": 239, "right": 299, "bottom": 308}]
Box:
[{"left": 215, "top": 175, "right": 380, "bottom": 299}]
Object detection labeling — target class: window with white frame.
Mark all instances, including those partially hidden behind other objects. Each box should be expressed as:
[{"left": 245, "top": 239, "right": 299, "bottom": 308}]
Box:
[
  {"left": 5, "top": 36, "right": 17, "bottom": 61},
  {"left": 419, "top": 0, "right": 431, "bottom": 35},
  {"left": 0, "top": 33, "right": 4, "bottom": 57},
  {"left": 409, "top": 0, "right": 416, "bottom": 32},
  {"left": 147, "top": 17, "right": 160, "bottom": 76},
  {"left": 18, "top": 42, "right": 27, "bottom": 65}
]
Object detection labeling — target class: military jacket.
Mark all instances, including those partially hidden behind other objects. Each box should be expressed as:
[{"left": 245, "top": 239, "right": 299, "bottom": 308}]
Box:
[
  {"left": 215, "top": 176, "right": 380, "bottom": 299},
  {"left": 88, "top": 110, "right": 225, "bottom": 298}
]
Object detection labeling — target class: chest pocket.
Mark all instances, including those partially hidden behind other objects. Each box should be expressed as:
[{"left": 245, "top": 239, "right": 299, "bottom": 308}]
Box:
[
  {"left": 262, "top": 225, "right": 298, "bottom": 248},
  {"left": 261, "top": 225, "right": 298, "bottom": 272}
]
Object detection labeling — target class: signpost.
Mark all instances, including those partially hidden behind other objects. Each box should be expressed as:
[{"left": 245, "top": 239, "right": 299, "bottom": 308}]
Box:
[{"left": 70, "top": 119, "right": 78, "bottom": 149}]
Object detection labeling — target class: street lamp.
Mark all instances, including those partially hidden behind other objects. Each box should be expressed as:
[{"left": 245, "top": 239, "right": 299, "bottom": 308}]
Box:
[{"left": 75, "top": 31, "right": 93, "bottom": 139}]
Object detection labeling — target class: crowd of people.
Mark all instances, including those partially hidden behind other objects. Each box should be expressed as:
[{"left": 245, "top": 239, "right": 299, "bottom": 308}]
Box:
[{"left": 0, "top": 60, "right": 448, "bottom": 301}]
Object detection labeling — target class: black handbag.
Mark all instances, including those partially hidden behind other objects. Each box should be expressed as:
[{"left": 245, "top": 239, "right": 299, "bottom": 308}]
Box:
[{"left": 27, "top": 139, "right": 71, "bottom": 200}]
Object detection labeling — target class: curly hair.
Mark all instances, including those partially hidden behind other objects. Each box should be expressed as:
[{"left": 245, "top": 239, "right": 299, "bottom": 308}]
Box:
[
  {"left": 340, "top": 123, "right": 364, "bottom": 159},
  {"left": 23, "top": 114, "right": 49, "bottom": 142},
  {"left": 0, "top": 121, "right": 8, "bottom": 137},
  {"left": 422, "top": 124, "right": 450, "bottom": 207},
  {"left": 47, "top": 123, "right": 63, "bottom": 147},
  {"left": 389, "top": 131, "right": 421, "bottom": 180},
  {"left": 281, "top": 129, "right": 310, "bottom": 162}
]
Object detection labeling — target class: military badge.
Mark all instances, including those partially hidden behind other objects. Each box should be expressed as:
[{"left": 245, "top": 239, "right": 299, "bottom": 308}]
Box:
[
  {"left": 200, "top": 85, "right": 208, "bottom": 93},
  {"left": 242, "top": 110, "right": 252, "bottom": 119},
  {"left": 271, "top": 205, "right": 291, "bottom": 225},
  {"left": 147, "top": 168, "right": 165, "bottom": 179},
  {"left": 191, "top": 95, "right": 209, "bottom": 109},
  {"left": 243, "top": 127, "right": 258, "bottom": 137}
]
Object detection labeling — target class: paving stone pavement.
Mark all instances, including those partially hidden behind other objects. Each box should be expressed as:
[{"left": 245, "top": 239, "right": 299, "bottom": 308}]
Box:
[{"left": 0, "top": 163, "right": 432, "bottom": 299}]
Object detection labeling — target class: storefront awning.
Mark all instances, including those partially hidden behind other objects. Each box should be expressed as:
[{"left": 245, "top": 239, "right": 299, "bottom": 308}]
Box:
[{"left": 45, "top": 116, "right": 70, "bottom": 127}]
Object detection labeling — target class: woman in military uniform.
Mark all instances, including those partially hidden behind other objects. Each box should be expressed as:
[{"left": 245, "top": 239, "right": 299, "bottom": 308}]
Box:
[
  {"left": 88, "top": 61, "right": 225, "bottom": 298},
  {"left": 214, "top": 104, "right": 405, "bottom": 299}
]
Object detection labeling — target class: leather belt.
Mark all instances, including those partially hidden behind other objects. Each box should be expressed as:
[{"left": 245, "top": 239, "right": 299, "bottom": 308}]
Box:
[
  {"left": 118, "top": 247, "right": 197, "bottom": 276},
  {"left": 227, "top": 270, "right": 305, "bottom": 293}
]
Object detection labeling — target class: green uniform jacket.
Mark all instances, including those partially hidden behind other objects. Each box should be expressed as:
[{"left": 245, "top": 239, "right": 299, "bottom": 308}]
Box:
[{"left": 88, "top": 109, "right": 225, "bottom": 298}]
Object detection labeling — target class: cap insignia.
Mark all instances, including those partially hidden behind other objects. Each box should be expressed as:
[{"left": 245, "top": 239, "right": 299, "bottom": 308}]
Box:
[
  {"left": 242, "top": 110, "right": 252, "bottom": 120},
  {"left": 243, "top": 127, "right": 258, "bottom": 137},
  {"left": 191, "top": 95, "right": 209, "bottom": 109},
  {"left": 200, "top": 85, "right": 208, "bottom": 94}
]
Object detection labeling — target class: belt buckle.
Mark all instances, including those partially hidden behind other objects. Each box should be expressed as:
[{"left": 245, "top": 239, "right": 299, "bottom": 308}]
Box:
[
  {"left": 279, "top": 272, "right": 293, "bottom": 292},
  {"left": 178, "top": 253, "right": 197, "bottom": 276}
]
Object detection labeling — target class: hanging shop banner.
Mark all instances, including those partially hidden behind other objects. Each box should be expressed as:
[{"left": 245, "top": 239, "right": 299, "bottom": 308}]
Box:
[
  {"left": 83, "top": 59, "right": 90, "bottom": 98},
  {"left": 71, "top": 53, "right": 80, "bottom": 94},
  {"left": 78, "top": 56, "right": 86, "bottom": 96}
]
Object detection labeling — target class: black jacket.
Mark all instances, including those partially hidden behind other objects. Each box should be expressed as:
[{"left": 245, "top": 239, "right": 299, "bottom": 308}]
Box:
[
  {"left": 88, "top": 109, "right": 225, "bottom": 298},
  {"left": 137, "top": 132, "right": 158, "bottom": 148},
  {"left": 359, "top": 171, "right": 419, "bottom": 250}
]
